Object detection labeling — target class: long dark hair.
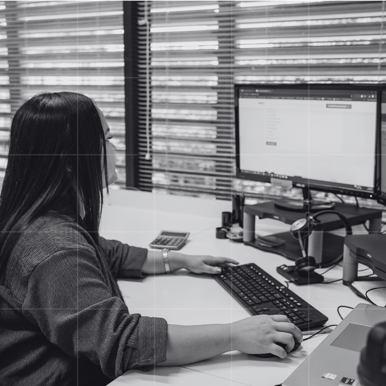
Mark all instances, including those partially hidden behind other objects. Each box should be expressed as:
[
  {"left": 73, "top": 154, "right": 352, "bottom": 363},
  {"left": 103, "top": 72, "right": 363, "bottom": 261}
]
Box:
[{"left": 0, "top": 92, "right": 109, "bottom": 281}]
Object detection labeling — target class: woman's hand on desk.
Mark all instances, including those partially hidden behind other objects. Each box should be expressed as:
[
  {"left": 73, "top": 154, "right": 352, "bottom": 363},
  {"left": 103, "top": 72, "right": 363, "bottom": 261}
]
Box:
[
  {"left": 232, "top": 315, "right": 303, "bottom": 359},
  {"left": 181, "top": 254, "right": 239, "bottom": 275},
  {"left": 142, "top": 250, "right": 238, "bottom": 275},
  {"left": 160, "top": 314, "right": 303, "bottom": 366}
]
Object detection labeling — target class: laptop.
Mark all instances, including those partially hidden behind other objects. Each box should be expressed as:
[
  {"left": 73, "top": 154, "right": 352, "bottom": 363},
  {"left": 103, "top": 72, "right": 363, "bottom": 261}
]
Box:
[{"left": 283, "top": 303, "right": 386, "bottom": 386}]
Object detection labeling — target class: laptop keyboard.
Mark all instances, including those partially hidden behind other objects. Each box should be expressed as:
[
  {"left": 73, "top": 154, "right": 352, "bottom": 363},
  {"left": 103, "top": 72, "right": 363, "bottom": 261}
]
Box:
[{"left": 214, "top": 263, "right": 328, "bottom": 331}]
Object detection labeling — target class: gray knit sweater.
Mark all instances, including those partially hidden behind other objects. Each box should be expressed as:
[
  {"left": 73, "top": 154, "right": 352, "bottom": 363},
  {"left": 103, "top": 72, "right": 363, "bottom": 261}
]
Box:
[{"left": 0, "top": 210, "right": 168, "bottom": 385}]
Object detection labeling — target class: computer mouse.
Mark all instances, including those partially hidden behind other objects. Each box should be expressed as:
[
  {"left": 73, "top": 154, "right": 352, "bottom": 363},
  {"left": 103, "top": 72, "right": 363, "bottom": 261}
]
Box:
[{"left": 251, "top": 339, "right": 301, "bottom": 358}]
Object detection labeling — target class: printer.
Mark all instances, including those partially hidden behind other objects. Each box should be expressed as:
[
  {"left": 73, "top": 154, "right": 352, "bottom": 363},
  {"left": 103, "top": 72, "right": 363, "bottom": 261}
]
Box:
[{"left": 343, "top": 234, "right": 386, "bottom": 284}]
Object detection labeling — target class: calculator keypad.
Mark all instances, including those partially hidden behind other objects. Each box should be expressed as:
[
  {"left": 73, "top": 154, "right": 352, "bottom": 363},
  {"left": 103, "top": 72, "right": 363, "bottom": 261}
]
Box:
[{"left": 150, "top": 236, "right": 185, "bottom": 249}]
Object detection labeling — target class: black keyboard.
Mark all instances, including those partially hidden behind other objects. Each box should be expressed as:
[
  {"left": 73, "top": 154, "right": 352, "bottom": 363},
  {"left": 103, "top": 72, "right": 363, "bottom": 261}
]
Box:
[{"left": 214, "top": 263, "right": 328, "bottom": 331}]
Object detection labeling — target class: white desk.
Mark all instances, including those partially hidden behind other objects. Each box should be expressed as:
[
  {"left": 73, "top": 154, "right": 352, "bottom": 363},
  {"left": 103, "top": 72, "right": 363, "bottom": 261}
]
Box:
[{"left": 102, "top": 190, "right": 368, "bottom": 386}]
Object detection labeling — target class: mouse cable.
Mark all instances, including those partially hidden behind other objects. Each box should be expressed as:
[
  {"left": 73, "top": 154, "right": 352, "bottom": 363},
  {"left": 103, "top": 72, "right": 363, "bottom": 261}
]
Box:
[
  {"left": 337, "top": 305, "right": 354, "bottom": 320},
  {"left": 303, "top": 324, "right": 338, "bottom": 341}
]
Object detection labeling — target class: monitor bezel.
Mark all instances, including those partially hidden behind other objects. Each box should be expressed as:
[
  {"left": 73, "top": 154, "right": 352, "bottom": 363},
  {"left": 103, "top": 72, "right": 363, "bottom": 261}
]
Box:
[{"left": 234, "top": 83, "right": 381, "bottom": 199}]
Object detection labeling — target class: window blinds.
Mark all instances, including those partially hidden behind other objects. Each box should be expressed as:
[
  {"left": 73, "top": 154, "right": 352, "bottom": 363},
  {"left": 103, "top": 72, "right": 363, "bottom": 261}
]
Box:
[
  {"left": 136, "top": 1, "right": 386, "bottom": 200},
  {"left": 0, "top": 1, "right": 125, "bottom": 187}
]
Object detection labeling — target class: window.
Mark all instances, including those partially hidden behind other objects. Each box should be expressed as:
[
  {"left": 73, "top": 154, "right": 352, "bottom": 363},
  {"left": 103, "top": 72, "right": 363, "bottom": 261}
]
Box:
[
  {"left": 135, "top": 1, "right": 386, "bottom": 202},
  {"left": 0, "top": 1, "right": 126, "bottom": 187}
]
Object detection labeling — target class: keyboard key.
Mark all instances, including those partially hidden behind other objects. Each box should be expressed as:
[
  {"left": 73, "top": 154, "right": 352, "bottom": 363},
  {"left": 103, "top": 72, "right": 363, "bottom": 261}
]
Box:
[
  {"left": 250, "top": 295, "right": 261, "bottom": 304},
  {"left": 222, "top": 279, "right": 241, "bottom": 293}
]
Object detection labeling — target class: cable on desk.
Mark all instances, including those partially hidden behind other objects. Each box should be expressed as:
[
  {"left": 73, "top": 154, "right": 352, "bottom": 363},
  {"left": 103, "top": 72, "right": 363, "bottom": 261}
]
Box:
[
  {"left": 359, "top": 273, "right": 377, "bottom": 279},
  {"left": 378, "top": 223, "right": 386, "bottom": 234},
  {"left": 322, "top": 272, "right": 375, "bottom": 285},
  {"left": 364, "top": 286, "right": 386, "bottom": 306},
  {"left": 322, "top": 278, "right": 343, "bottom": 284},
  {"left": 318, "top": 262, "right": 339, "bottom": 276},
  {"left": 337, "top": 305, "right": 354, "bottom": 320},
  {"left": 284, "top": 279, "right": 292, "bottom": 288},
  {"left": 347, "top": 282, "right": 368, "bottom": 302},
  {"left": 283, "top": 263, "right": 343, "bottom": 287},
  {"left": 303, "top": 324, "right": 337, "bottom": 341},
  {"left": 358, "top": 267, "right": 372, "bottom": 272},
  {"left": 362, "top": 222, "right": 370, "bottom": 233}
]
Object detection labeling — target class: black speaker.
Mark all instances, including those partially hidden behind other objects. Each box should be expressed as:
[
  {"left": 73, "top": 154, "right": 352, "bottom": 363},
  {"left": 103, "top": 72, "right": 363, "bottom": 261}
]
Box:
[{"left": 357, "top": 321, "right": 386, "bottom": 386}]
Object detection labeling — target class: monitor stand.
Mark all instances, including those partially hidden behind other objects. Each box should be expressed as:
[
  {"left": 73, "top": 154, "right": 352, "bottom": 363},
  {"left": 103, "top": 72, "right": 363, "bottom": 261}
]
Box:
[
  {"left": 243, "top": 201, "right": 382, "bottom": 267},
  {"left": 275, "top": 198, "right": 335, "bottom": 212},
  {"left": 274, "top": 187, "right": 334, "bottom": 212}
]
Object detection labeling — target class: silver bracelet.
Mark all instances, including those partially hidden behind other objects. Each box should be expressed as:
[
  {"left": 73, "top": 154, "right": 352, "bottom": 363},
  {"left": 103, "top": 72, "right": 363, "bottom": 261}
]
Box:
[{"left": 162, "top": 248, "right": 171, "bottom": 274}]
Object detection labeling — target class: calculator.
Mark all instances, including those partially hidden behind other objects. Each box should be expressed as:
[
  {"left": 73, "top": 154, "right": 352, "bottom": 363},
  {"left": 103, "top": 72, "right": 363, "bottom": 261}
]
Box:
[{"left": 149, "top": 230, "right": 190, "bottom": 250}]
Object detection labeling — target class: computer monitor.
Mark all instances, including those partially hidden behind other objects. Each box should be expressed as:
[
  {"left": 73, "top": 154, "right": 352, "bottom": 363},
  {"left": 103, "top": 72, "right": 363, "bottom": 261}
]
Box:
[
  {"left": 376, "top": 89, "right": 386, "bottom": 206},
  {"left": 235, "top": 83, "right": 380, "bottom": 211}
]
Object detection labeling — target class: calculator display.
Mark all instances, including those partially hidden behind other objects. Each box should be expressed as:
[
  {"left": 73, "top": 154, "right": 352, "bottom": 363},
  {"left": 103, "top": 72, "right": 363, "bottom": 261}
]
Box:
[{"left": 161, "top": 231, "right": 188, "bottom": 238}]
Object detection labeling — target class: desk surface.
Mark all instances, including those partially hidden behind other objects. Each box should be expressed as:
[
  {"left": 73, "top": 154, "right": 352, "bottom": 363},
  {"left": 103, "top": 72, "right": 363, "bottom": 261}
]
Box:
[{"left": 102, "top": 190, "right": 369, "bottom": 386}]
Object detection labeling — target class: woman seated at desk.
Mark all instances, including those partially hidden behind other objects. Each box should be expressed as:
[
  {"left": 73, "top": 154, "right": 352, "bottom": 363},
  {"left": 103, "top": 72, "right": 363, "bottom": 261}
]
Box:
[{"left": 0, "top": 92, "right": 302, "bottom": 386}]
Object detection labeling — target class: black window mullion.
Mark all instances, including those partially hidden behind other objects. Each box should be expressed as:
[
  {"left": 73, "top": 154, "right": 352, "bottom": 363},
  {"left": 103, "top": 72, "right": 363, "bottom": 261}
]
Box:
[{"left": 123, "top": 0, "right": 140, "bottom": 189}]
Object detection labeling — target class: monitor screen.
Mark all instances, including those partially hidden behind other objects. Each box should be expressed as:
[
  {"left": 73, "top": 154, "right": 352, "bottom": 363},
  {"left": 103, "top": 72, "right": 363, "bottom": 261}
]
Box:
[
  {"left": 235, "top": 84, "right": 379, "bottom": 199},
  {"left": 377, "top": 90, "right": 386, "bottom": 205}
]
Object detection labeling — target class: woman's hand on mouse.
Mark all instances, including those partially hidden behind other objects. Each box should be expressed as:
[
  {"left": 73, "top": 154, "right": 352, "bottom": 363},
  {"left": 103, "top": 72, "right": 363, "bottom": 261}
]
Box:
[
  {"left": 178, "top": 254, "right": 239, "bottom": 274},
  {"left": 231, "top": 314, "right": 303, "bottom": 359}
]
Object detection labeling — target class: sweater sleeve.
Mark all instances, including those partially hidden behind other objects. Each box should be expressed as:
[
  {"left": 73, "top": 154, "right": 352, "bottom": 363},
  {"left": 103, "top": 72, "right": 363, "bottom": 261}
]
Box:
[
  {"left": 22, "top": 248, "right": 168, "bottom": 379},
  {"left": 98, "top": 236, "right": 148, "bottom": 278}
]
